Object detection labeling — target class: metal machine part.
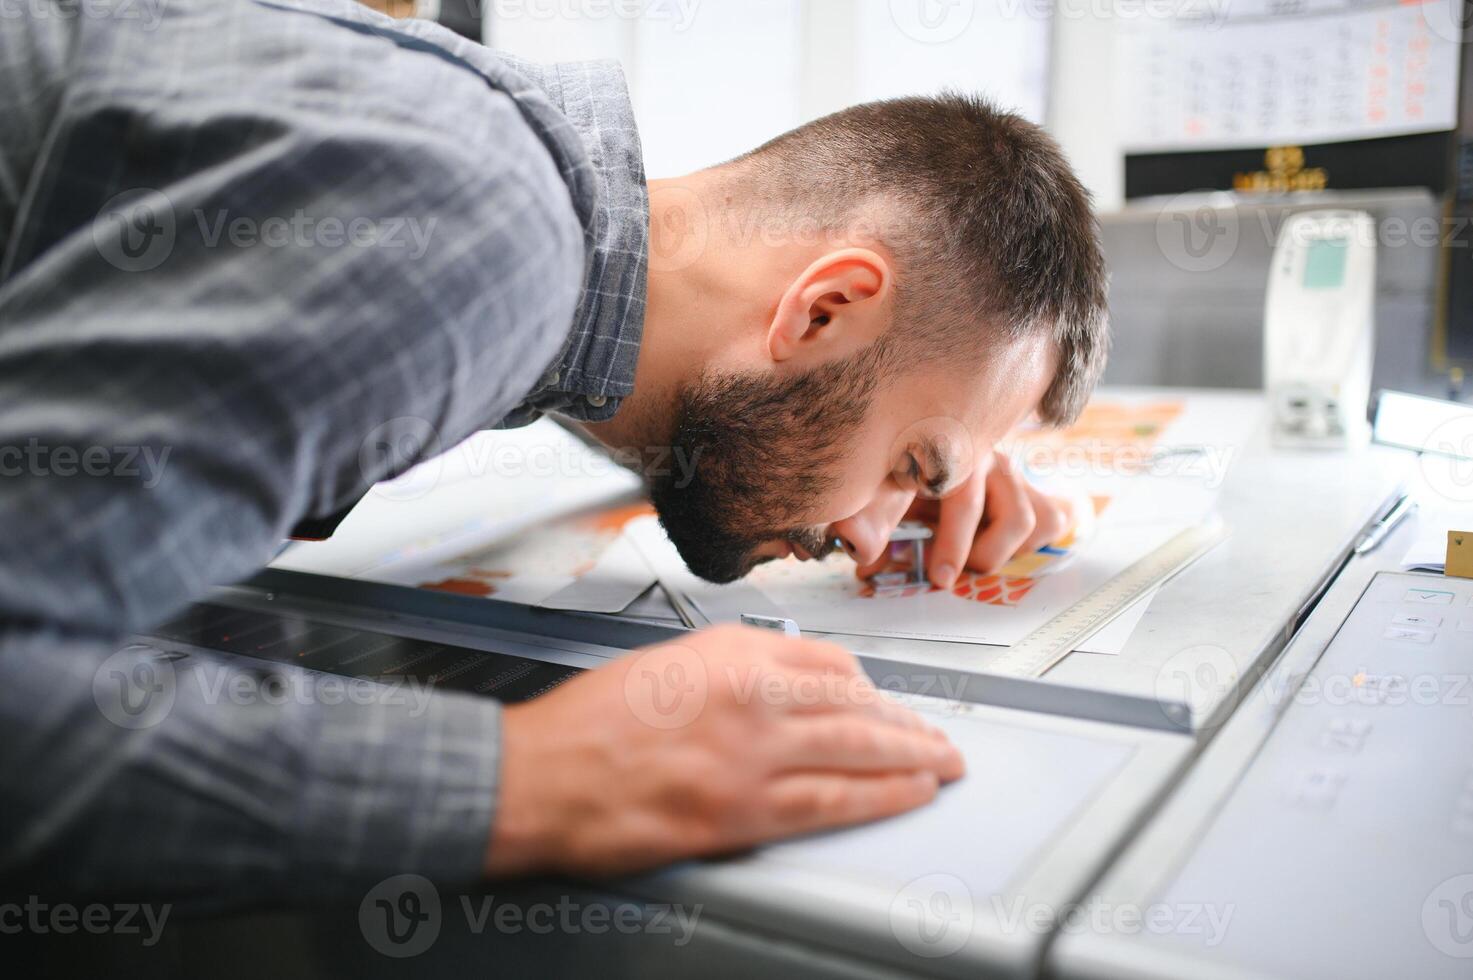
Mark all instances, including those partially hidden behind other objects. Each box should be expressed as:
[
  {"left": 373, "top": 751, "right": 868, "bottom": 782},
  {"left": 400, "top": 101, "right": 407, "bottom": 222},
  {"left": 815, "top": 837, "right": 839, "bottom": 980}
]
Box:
[
  {"left": 127, "top": 570, "right": 1196, "bottom": 980},
  {"left": 871, "top": 521, "right": 935, "bottom": 592}
]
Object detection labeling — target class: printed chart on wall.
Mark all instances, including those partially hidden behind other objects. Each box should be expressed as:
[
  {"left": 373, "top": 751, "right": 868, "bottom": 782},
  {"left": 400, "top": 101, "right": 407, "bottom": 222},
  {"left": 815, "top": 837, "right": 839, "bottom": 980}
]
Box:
[
  {"left": 1117, "top": 0, "right": 1464, "bottom": 152},
  {"left": 629, "top": 393, "right": 1254, "bottom": 655}
]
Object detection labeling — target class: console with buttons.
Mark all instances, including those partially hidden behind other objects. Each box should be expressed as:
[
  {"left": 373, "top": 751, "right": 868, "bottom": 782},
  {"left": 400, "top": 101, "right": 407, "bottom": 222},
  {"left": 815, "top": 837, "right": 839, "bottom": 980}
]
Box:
[{"left": 1053, "top": 571, "right": 1473, "bottom": 980}]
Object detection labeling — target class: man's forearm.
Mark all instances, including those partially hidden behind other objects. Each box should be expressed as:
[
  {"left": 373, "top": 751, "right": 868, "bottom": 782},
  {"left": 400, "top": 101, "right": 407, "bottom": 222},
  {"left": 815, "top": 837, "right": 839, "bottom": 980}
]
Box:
[
  {"left": 0, "top": 0, "right": 632, "bottom": 906},
  {"left": 0, "top": 625, "right": 502, "bottom": 908}
]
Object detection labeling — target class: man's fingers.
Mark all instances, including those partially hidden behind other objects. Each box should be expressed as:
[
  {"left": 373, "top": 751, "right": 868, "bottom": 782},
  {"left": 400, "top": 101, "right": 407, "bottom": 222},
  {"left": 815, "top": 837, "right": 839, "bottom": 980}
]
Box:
[
  {"left": 966, "top": 456, "right": 1037, "bottom": 573},
  {"left": 761, "top": 771, "right": 942, "bottom": 837},
  {"left": 745, "top": 636, "right": 932, "bottom": 730},
  {"left": 926, "top": 474, "right": 986, "bottom": 589},
  {"left": 1016, "top": 486, "right": 1071, "bottom": 554},
  {"left": 770, "top": 635, "right": 863, "bottom": 675},
  {"left": 861, "top": 688, "right": 938, "bottom": 732},
  {"left": 777, "top": 716, "right": 965, "bottom": 778},
  {"left": 784, "top": 669, "right": 939, "bottom": 735},
  {"left": 763, "top": 662, "right": 931, "bottom": 732}
]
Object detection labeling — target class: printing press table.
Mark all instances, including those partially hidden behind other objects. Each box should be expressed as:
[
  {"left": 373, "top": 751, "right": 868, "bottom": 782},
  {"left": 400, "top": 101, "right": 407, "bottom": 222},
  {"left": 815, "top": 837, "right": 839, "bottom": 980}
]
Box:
[{"left": 43, "top": 389, "right": 1473, "bottom": 980}]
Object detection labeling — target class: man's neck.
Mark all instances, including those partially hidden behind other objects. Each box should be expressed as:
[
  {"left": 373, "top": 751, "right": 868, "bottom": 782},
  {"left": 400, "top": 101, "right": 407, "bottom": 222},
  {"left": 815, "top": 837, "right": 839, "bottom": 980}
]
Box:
[{"left": 580, "top": 173, "right": 729, "bottom": 455}]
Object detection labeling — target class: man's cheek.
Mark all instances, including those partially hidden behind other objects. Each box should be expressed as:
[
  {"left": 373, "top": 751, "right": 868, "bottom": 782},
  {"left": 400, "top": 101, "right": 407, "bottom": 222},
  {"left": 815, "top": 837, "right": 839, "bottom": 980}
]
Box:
[{"left": 809, "top": 477, "right": 879, "bottom": 531}]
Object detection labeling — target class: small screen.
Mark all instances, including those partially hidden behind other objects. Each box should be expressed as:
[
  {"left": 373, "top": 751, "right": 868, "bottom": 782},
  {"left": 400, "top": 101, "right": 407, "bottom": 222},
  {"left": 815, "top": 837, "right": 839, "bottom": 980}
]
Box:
[{"left": 1302, "top": 238, "right": 1349, "bottom": 289}]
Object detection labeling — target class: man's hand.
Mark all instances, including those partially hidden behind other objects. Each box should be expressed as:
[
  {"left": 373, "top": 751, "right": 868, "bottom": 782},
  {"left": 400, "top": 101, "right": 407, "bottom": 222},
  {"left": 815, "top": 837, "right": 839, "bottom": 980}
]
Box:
[
  {"left": 858, "top": 450, "right": 1074, "bottom": 589},
  {"left": 485, "top": 625, "right": 964, "bottom": 877}
]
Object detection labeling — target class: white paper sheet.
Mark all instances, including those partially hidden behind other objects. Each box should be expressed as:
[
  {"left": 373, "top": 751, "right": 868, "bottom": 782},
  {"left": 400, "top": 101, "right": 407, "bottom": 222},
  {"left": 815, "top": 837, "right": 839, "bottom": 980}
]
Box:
[
  {"left": 272, "top": 420, "right": 642, "bottom": 578},
  {"left": 620, "top": 387, "right": 1250, "bottom": 654},
  {"left": 1402, "top": 520, "right": 1452, "bottom": 573},
  {"left": 537, "top": 532, "right": 658, "bottom": 614},
  {"left": 626, "top": 514, "right": 1164, "bottom": 655},
  {"left": 623, "top": 516, "right": 773, "bottom": 629},
  {"left": 354, "top": 501, "right": 658, "bottom": 614}
]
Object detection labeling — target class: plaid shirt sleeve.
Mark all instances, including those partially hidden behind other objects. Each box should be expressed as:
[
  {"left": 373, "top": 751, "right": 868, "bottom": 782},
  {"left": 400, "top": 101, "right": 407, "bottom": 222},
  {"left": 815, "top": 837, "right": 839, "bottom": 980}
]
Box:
[{"left": 0, "top": 0, "right": 642, "bottom": 906}]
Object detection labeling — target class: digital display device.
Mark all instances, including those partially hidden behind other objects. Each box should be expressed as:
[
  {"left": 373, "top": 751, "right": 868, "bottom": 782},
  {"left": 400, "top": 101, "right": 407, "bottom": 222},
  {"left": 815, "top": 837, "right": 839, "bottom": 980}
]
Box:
[{"left": 1303, "top": 238, "right": 1349, "bottom": 289}]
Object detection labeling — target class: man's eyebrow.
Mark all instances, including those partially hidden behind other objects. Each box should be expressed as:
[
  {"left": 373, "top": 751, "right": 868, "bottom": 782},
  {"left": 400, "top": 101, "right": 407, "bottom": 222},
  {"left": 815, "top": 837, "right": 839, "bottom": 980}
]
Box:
[{"left": 919, "top": 438, "right": 952, "bottom": 496}]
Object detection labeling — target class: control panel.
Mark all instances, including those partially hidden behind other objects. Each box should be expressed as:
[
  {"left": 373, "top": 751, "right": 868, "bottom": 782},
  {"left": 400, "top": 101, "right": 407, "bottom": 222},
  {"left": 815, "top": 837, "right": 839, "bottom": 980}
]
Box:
[{"left": 1054, "top": 570, "right": 1473, "bottom": 980}]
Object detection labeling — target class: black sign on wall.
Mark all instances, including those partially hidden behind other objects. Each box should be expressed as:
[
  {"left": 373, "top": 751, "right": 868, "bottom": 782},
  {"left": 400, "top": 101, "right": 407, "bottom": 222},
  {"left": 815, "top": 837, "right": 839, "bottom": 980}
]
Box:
[{"left": 1123, "top": 132, "right": 1454, "bottom": 201}]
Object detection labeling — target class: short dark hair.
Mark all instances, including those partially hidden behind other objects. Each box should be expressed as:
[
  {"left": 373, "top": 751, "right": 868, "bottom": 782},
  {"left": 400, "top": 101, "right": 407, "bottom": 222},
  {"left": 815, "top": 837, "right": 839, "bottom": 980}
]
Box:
[{"left": 723, "top": 93, "right": 1109, "bottom": 425}]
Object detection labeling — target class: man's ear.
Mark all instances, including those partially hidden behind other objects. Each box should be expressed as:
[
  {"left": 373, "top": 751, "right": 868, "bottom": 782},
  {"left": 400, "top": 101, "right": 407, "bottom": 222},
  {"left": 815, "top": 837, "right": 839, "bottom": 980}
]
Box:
[{"left": 767, "top": 248, "right": 891, "bottom": 364}]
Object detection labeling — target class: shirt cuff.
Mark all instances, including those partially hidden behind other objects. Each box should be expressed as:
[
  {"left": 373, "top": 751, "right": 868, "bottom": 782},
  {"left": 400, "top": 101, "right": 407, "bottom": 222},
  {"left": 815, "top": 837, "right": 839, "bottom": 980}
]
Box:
[{"left": 291, "top": 684, "right": 501, "bottom": 898}]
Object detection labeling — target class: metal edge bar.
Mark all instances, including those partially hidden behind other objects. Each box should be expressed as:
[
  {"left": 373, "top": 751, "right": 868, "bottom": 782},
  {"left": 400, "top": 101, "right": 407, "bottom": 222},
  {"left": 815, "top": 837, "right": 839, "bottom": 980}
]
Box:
[
  {"left": 239, "top": 569, "right": 1196, "bottom": 734},
  {"left": 857, "top": 655, "right": 1192, "bottom": 734}
]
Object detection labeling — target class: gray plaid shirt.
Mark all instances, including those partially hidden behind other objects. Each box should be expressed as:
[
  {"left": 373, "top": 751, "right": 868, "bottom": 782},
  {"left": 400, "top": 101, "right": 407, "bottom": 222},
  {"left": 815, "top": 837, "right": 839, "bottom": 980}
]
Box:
[{"left": 0, "top": 0, "right": 648, "bottom": 906}]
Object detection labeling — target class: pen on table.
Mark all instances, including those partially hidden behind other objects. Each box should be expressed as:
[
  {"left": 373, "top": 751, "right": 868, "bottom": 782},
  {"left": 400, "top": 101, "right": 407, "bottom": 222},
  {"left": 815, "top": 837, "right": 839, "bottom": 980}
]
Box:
[{"left": 1352, "top": 494, "right": 1416, "bottom": 555}]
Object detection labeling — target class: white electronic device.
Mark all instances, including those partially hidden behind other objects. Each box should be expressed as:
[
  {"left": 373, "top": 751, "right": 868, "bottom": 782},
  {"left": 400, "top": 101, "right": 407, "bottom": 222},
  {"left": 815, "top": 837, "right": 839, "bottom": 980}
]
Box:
[{"left": 1263, "top": 209, "right": 1376, "bottom": 448}]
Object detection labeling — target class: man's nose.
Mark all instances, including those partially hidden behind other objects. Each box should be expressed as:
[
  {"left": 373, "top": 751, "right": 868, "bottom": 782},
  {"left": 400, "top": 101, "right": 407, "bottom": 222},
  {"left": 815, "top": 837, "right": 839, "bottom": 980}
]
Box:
[{"left": 830, "top": 487, "right": 916, "bottom": 568}]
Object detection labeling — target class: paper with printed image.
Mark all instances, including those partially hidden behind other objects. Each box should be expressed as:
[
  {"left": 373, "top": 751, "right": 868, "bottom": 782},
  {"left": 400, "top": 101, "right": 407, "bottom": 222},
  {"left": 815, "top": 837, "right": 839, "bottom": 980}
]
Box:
[
  {"left": 627, "top": 511, "right": 1165, "bottom": 653},
  {"left": 371, "top": 501, "right": 659, "bottom": 613},
  {"left": 1003, "top": 391, "right": 1255, "bottom": 527},
  {"left": 626, "top": 393, "right": 1252, "bottom": 652},
  {"left": 271, "top": 420, "right": 654, "bottom": 612}
]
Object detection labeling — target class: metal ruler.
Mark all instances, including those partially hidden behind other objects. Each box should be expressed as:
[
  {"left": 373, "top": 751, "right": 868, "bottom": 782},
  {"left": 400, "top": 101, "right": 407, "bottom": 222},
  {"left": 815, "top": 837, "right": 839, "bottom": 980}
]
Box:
[{"left": 986, "top": 517, "right": 1230, "bottom": 678}]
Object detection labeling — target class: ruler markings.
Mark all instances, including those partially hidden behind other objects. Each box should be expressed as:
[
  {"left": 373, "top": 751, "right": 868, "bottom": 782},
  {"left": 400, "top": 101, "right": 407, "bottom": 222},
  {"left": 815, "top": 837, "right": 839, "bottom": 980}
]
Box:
[{"left": 987, "top": 518, "right": 1230, "bottom": 679}]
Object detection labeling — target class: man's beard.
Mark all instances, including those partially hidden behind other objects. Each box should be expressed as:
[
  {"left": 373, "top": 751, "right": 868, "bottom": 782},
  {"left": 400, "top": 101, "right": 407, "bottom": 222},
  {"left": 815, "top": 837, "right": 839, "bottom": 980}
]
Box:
[{"left": 648, "top": 345, "right": 888, "bottom": 583}]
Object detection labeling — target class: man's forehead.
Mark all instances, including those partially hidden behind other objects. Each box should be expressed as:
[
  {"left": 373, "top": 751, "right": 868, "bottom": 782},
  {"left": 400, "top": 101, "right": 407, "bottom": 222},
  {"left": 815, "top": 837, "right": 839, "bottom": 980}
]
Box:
[
  {"left": 958, "top": 335, "right": 1057, "bottom": 431},
  {"left": 898, "top": 352, "right": 1052, "bottom": 488},
  {"left": 886, "top": 332, "right": 1055, "bottom": 446}
]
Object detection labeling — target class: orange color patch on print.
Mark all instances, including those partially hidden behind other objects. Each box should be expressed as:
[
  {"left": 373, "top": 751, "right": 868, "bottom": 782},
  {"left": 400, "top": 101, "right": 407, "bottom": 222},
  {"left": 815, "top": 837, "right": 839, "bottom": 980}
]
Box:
[
  {"left": 422, "top": 577, "right": 498, "bottom": 597},
  {"left": 951, "top": 571, "right": 1037, "bottom": 606},
  {"left": 859, "top": 567, "right": 1037, "bottom": 606}
]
